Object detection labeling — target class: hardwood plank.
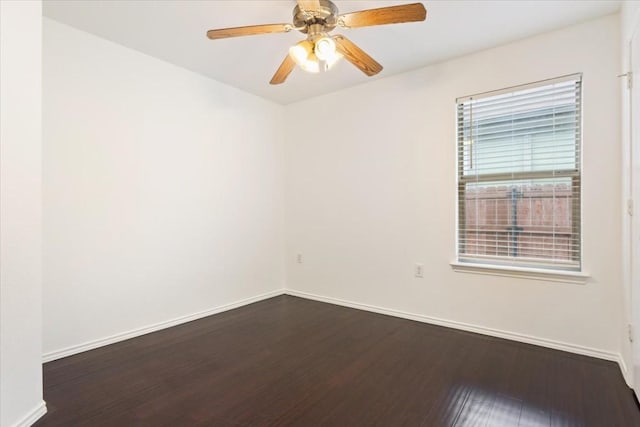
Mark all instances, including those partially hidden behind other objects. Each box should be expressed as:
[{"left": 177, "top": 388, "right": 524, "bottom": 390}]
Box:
[{"left": 34, "top": 295, "right": 640, "bottom": 426}]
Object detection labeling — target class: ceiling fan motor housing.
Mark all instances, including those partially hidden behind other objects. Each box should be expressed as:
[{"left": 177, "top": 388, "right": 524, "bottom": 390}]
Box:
[{"left": 293, "top": 0, "right": 339, "bottom": 34}]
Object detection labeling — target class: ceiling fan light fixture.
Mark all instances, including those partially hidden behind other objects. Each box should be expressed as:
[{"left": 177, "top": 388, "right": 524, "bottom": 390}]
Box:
[
  {"left": 303, "top": 53, "right": 321, "bottom": 73},
  {"left": 288, "top": 37, "right": 342, "bottom": 74},
  {"left": 289, "top": 40, "right": 320, "bottom": 73},
  {"left": 314, "top": 35, "right": 342, "bottom": 71},
  {"left": 317, "top": 51, "right": 342, "bottom": 72},
  {"left": 313, "top": 36, "right": 336, "bottom": 61},
  {"left": 289, "top": 40, "right": 313, "bottom": 64}
]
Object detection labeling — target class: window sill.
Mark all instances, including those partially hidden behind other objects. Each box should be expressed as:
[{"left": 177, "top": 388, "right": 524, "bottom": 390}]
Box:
[{"left": 449, "top": 261, "right": 589, "bottom": 285}]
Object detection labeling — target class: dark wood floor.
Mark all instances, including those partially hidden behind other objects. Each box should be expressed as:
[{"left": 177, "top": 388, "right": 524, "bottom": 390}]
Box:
[{"left": 35, "top": 295, "right": 640, "bottom": 426}]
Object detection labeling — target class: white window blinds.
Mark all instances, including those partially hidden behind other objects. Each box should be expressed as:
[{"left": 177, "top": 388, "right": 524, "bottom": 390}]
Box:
[{"left": 456, "top": 74, "right": 582, "bottom": 271}]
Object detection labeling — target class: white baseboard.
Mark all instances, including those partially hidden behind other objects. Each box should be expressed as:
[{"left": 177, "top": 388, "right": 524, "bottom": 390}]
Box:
[
  {"left": 43, "top": 289, "right": 285, "bottom": 363},
  {"left": 285, "top": 289, "right": 629, "bottom": 382},
  {"left": 617, "top": 353, "right": 633, "bottom": 388},
  {"left": 41, "top": 286, "right": 632, "bottom": 389},
  {"left": 11, "top": 400, "right": 47, "bottom": 427}
]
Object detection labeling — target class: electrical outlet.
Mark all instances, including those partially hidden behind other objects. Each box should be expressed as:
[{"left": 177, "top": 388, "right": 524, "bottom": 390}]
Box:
[
  {"left": 415, "top": 263, "right": 424, "bottom": 278},
  {"left": 296, "top": 253, "right": 303, "bottom": 264}
]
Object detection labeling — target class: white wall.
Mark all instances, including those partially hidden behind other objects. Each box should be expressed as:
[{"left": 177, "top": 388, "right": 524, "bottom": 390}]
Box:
[
  {"left": 0, "top": 1, "right": 46, "bottom": 426},
  {"left": 42, "top": 7, "right": 629, "bottom": 392},
  {"left": 284, "top": 15, "right": 623, "bottom": 366},
  {"left": 42, "top": 19, "right": 285, "bottom": 357}
]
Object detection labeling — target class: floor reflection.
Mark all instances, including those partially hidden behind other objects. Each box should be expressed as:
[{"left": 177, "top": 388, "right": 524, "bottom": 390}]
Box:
[{"left": 440, "top": 383, "right": 582, "bottom": 427}]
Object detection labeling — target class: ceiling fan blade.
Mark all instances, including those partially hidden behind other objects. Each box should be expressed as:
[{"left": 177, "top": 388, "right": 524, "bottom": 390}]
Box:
[
  {"left": 270, "top": 54, "right": 296, "bottom": 85},
  {"left": 207, "top": 23, "right": 291, "bottom": 40},
  {"left": 333, "top": 35, "right": 382, "bottom": 77},
  {"left": 297, "top": 0, "right": 321, "bottom": 12},
  {"left": 339, "top": 3, "right": 426, "bottom": 29}
]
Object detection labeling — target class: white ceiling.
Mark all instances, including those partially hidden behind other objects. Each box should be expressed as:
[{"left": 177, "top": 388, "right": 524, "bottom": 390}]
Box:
[{"left": 43, "top": 0, "right": 620, "bottom": 105}]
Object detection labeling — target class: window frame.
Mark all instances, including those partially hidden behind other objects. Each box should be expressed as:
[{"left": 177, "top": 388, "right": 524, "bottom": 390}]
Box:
[{"left": 453, "top": 74, "right": 585, "bottom": 280}]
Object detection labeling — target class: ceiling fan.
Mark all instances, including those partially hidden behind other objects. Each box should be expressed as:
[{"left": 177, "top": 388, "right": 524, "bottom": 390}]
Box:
[{"left": 206, "top": 0, "right": 427, "bottom": 85}]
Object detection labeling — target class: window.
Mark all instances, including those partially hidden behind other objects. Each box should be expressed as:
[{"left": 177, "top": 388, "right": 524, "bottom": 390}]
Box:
[{"left": 456, "top": 74, "right": 582, "bottom": 272}]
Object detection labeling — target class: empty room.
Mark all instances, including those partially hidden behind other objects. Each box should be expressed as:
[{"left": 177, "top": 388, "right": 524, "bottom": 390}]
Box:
[{"left": 3, "top": 0, "right": 640, "bottom": 425}]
